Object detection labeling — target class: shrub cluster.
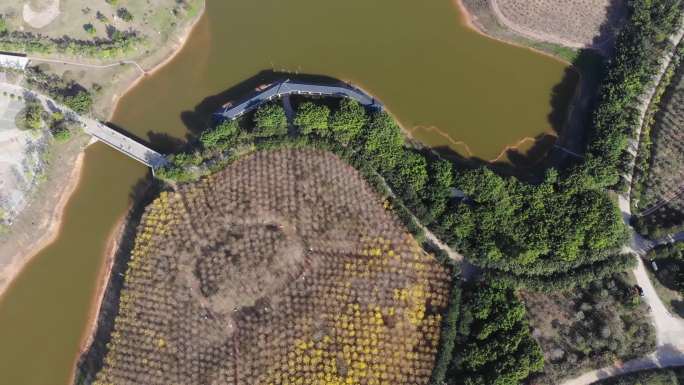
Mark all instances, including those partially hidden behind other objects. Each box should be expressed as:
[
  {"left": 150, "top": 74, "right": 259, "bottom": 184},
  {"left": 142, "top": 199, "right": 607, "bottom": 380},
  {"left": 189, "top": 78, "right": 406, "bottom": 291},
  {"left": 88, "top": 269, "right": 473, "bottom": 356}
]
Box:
[
  {"left": 446, "top": 283, "right": 544, "bottom": 385},
  {"left": 0, "top": 29, "right": 141, "bottom": 59}
]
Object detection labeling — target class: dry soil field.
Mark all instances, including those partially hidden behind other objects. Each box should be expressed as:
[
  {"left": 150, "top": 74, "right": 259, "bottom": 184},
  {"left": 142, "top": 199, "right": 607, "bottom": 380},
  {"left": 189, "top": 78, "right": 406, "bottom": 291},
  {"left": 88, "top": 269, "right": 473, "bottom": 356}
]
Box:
[
  {"left": 491, "top": 0, "right": 625, "bottom": 49},
  {"left": 91, "top": 148, "right": 452, "bottom": 385},
  {"left": 635, "top": 64, "right": 684, "bottom": 233}
]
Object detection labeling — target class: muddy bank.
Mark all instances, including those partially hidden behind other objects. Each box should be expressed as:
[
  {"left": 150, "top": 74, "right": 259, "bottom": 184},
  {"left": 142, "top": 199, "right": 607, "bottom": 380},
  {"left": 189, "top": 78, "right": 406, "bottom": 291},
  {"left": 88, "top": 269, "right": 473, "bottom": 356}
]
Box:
[
  {"left": 72, "top": 179, "right": 162, "bottom": 385},
  {"left": 0, "top": 134, "right": 89, "bottom": 299}
]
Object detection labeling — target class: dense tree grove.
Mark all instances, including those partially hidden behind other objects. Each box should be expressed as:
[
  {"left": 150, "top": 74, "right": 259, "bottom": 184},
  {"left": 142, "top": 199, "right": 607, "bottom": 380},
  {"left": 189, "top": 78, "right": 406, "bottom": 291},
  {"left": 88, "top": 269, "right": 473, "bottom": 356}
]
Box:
[
  {"left": 24, "top": 66, "right": 95, "bottom": 114},
  {"left": 200, "top": 119, "right": 238, "bottom": 150},
  {"left": 450, "top": 167, "right": 627, "bottom": 278},
  {"left": 330, "top": 99, "right": 368, "bottom": 145},
  {"left": 580, "top": 0, "right": 683, "bottom": 189},
  {"left": 161, "top": 96, "right": 628, "bottom": 289},
  {"left": 446, "top": 284, "right": 544, "bottom": 385}
]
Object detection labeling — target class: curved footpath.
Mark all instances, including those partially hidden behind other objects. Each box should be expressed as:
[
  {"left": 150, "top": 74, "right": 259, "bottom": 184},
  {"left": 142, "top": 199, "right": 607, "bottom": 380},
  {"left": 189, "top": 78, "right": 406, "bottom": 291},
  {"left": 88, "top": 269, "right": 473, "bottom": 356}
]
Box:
[{"left": 560, "top": 20, "right": 684, "bottom": 385}]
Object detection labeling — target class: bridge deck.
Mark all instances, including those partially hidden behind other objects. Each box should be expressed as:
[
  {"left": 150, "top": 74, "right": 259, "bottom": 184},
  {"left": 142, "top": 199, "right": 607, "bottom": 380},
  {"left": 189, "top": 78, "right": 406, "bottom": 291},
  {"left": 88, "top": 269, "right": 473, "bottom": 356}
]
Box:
[
  {"left": 215, "top": 80, "right": 383, "bottom": 120},
  {"left": 83, "top": 122, "right": 167, "bottom": 169}
]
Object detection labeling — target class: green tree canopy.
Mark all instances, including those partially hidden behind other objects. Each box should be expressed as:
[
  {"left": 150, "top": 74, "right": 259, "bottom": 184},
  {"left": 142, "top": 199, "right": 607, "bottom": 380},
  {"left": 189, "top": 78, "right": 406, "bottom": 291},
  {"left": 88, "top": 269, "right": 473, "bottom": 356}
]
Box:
[
  {"left": 450, "top": 167, "right": 627, "bottom": 276},
  {"left": 293, "top": 101, "right": 330, "bottom": 136},
  {"left": 253, "top": 103, "right": 287, "bottom": 137},
  {"left": 450, "top": 284, "right": 544, "bottom": 385},
  {"left": 363, "top": 112, "right": 403, "bottom": 172},
  {"left": 200, "top": 119, "right": 238, "bottom": 150},
  {"left": 330, "top": 99, "right": 367, "bottom": 145}
]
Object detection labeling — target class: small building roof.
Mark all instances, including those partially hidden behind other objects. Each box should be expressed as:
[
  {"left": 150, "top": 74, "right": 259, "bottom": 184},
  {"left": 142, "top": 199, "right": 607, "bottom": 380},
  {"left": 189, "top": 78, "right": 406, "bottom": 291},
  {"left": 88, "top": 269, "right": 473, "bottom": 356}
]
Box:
[{"left": 0, "top": 53, "right": 29, "bottom": 70}]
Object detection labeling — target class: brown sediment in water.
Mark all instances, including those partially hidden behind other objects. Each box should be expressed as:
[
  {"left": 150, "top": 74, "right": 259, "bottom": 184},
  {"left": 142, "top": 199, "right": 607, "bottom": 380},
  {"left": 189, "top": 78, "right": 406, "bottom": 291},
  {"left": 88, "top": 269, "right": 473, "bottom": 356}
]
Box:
[
  {"left": 409, "top": 123, "right": 557, "bottom": 164},
  {"left": 77, "top": 210, "right": 127, "bottom": 355}
]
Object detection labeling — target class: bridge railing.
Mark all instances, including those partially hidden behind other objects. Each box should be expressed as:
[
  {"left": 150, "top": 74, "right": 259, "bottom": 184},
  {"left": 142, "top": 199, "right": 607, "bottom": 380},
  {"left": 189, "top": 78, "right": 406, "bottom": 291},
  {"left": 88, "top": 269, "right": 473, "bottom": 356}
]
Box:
[{"left": 214, "top": 80, "right": 383, "bottom": 121}]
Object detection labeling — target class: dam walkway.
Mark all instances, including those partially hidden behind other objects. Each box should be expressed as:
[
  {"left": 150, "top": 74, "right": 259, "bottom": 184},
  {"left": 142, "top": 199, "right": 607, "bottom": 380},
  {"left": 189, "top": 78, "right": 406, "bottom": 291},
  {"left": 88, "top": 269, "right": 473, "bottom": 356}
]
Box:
[{"left": 215, "top": 80, "right": 383, "bottom": 120}]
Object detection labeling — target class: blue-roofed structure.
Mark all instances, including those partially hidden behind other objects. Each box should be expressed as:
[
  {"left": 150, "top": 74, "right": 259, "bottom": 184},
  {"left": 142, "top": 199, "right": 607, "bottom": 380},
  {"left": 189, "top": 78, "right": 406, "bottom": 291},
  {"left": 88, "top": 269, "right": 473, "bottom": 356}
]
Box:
[{"left": 214, "top": 80, "right": 383, "bottom": 120}]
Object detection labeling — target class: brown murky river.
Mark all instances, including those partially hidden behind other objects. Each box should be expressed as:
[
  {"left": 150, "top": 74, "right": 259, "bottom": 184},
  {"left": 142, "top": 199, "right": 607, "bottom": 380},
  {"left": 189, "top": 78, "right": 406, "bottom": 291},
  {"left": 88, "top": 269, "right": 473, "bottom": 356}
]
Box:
[{"left": 0, "top": 1, "right": 574, "bottom": 383}]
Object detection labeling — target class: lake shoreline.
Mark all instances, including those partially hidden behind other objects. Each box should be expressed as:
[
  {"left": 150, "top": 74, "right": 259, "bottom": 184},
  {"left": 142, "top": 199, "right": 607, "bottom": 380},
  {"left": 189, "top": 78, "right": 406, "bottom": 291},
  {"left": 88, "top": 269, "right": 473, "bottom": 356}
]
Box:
[
  {"left": 453, "top": 0, "right": 574, "bottom": 66},
  {"left": 0, "top": 0, "right": 205, "bottom": 349},
  {"left": 0, "top": 139, "right": 87, "bottom": 301},
  {"left": 105, "top": 2, "right": 207, "bottom": 122}
]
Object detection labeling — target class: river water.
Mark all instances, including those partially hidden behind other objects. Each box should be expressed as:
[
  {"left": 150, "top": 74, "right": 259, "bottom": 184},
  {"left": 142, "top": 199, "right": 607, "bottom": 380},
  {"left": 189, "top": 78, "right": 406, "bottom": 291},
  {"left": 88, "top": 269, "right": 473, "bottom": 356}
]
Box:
[{"left": 0, "top": 1, "right": 574, "bottom": 384}]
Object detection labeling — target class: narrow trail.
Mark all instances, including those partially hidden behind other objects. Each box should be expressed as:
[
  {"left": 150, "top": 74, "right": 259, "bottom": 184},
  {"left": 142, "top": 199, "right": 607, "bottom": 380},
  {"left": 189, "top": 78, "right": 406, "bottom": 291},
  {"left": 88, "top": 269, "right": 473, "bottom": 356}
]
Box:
[
  {"left": 27, "top": 56, "right": 146, "bottom": 75},
  {"left": 560, "top": 19, "right": 684, "bottom": 385}
]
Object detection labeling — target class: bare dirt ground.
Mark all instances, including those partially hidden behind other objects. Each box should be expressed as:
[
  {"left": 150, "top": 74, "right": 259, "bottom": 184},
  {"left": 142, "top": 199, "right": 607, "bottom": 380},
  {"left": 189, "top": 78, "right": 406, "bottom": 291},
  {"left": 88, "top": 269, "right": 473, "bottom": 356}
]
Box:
[
  {"left": 0, "top": 92, "right": 48, "bottom": 226},
  {"left": 22, "top": 0, "right": 60, "bottom": 29},
  {"left": 493, "top": 0, "right": 626, "bottom": 51}
]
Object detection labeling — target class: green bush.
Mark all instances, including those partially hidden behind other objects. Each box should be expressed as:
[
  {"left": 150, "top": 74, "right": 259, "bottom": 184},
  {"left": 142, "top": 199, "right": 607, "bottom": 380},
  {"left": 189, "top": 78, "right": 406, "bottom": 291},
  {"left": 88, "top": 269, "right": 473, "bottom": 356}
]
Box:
[
  {"left": 200, "top": 120, "right": 238, "bottom": 149},
  {"left": 330, "top": 99, "right": 367, "bottom": 145},
  {"left": 293, "top": 101, "right": 330, "bottom": 136},
  {"left": 117, "top": 8, "right": 134, "bottom": 22},
  {"left": 253, "top": 103, "right": 287, "bottom": 137},
  {"left": 64, "top": 91, "right": 93, "bottom": 114},
  {"left": 83, "top": 23, "right": 96, "bottom": 35}
]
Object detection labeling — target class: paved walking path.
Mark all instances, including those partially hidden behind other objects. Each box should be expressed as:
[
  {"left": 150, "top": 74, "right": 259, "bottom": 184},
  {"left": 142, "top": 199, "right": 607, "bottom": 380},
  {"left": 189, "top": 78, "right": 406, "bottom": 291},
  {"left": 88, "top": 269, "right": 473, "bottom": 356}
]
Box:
[{"left": 215, "top": 79, "right": 383, "bottom": 121}]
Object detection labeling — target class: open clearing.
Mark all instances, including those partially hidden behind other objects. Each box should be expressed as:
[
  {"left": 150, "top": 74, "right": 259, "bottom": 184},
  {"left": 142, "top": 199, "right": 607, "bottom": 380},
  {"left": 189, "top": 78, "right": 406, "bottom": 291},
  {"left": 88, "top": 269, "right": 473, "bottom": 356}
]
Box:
[
  {"left": 90, "top": 148, "right": 452, "bottom": 384},
  {"left": 0, "top": 91, "right": 47, "bottom": 227},
  {"left": 22, "top": 0, "right": 60, "bottom": 29},
  {"left": 522, "top": 273, "right": 655, "bottom": 384},
  {"left": 492, "top": 0, "right": 626, "bottom": 49}
]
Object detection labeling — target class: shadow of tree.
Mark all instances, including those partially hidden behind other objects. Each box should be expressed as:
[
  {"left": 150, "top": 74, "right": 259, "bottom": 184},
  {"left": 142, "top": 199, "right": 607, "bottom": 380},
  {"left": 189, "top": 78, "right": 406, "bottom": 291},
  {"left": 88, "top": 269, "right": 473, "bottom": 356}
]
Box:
[
  {"left": 591, "top": 0, "right": 628, "bottom": 56},
  {"left": 545, "top": 49, "right": 607, "bottom": 172}
]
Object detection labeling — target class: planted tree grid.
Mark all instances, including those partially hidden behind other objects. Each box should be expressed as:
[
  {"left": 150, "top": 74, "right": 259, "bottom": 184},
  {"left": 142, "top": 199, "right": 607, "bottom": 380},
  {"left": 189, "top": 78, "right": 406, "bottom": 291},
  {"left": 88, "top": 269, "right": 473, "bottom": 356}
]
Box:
[{"left": 94, "top": 148, "right": 451, "bottom": 385}]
